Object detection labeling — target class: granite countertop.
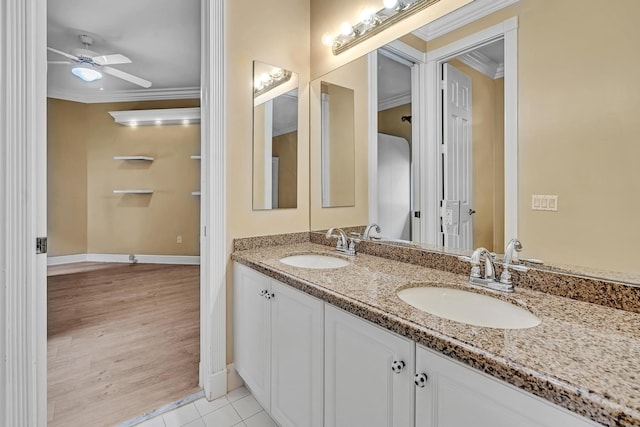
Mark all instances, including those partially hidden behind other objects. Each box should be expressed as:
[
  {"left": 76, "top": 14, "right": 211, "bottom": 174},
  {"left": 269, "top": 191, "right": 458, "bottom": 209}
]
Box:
[{"left": 232, "top": 242, "right": 640, "bottom": 427}]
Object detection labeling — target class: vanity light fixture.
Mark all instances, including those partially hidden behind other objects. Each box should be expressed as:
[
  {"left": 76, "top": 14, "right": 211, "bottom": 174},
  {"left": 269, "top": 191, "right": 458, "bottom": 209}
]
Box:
[
  {"left": 323, "top": 0, "right": 440, "bottom": 55},
  {"left": 253, "top": 67, "right": 293, "bottom": 98},
  {"left": 108, "top": 107, "right": 201, "bottom": 126}
]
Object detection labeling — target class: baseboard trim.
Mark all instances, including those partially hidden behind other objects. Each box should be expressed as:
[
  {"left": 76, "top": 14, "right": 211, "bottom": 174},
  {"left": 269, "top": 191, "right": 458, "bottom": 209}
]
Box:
[
  {"left": 204, "top": 368, "right": 228, "bottom": 401},
  {"left": 47, "top": 253, "right": 200, "bottom": 266},
  {"left": 226, "top": 363, "right": 244, "bottom": 392}
]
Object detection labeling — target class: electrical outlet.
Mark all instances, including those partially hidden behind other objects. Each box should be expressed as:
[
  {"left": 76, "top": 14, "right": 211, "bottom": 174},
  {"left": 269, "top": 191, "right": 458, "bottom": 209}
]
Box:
[
  {"left": 532, "top": 195, "right": 558, "bottom": 211},
  {"left": 176, "top": 235, "right": 183, "bottom": 244}
]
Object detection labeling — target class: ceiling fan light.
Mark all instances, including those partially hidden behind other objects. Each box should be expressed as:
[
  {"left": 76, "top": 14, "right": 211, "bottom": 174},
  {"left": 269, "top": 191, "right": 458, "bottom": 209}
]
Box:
[{"left": 71, "top": 66, "right": 102, "bottom": 82}]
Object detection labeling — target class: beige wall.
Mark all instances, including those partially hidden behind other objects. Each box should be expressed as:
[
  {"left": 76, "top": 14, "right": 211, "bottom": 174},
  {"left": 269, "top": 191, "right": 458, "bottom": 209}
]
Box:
[
  {"left": 310, "top": 55, "right": 369, "bottom": 230},
  {"left": 226, "top": 0, "right": 310, "bottom": 363},
  {"left": 47, "top": 99, "right": 88, "bottom": 256},
  {"left": 85, "top": 100, "right": 200, "bottom": 256},
  {"left": 272, "top": 131, "right": 298, "bottom": 209},
  {"left": 378, "top": 103, "right": 412, "bottom": 145},
  {"left": 48, "top": 98, "right": 201, "bottom": 256}
]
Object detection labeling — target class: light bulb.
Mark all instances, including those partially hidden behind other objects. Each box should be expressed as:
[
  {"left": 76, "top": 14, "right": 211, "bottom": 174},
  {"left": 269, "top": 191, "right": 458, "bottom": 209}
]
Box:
[
  {"left": 360, "top": 8, "right": 376, "bottom": 24},
  {"left": 383, "top": 0, "right": 398, "bottom": 8},
  {"left": 71, "top": 66, "right": 102, "bottom": 82},
  {"left": 321, "top": 33, "right": 335, "bottom": 47},
  {"left": 339, "top": 22, "right": 354, "bottom": 36},
  {"left": 261, "top": 73, "right": 270, "bottom": 83}
]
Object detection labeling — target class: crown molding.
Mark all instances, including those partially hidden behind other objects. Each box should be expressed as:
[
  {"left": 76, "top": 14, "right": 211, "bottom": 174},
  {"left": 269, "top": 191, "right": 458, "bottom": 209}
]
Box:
[
  {"left": 379, "top": 92, "right": 412, "bottom": 111},
  {"left": 457, "top": 50, "right": 504, "bottom": 79},
  {"left": 412, "top": 0, "right": 519, "bottom": 42},
  {"left": 47, "top": 86, "right": 200, "bottom": 104}
]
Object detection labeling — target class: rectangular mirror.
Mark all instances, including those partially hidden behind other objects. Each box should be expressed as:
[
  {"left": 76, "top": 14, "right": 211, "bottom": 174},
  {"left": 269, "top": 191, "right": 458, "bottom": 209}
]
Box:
[
  {"left": 252, "top": 61, "right": 298, "bottom": 210},
  {"left": 308, "top": 2, "right": 640, "bottom": 285},
  {"left": 321, "top": 82, "right": 355, "bottom": 207}
]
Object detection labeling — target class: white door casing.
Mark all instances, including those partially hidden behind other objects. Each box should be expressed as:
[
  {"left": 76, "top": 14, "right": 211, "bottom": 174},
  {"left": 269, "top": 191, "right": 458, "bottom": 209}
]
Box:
[
  {"left": 442, "top": 63, "right": 473, "bottom": 250},
  {"left": 1, "top": 0, "right": 48, "bottom": 426},
  {"left": 1, "top": 1, "right": 227, "bottom": 424},
  {"left": 424, "top": 17, "right": 518, "bottom": 248}
]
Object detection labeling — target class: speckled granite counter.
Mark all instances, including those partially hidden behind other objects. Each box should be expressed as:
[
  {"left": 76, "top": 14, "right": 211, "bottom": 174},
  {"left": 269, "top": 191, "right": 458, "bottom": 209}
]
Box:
[{"left": 232, "top": 242, "right": 640, "bottom": 427}]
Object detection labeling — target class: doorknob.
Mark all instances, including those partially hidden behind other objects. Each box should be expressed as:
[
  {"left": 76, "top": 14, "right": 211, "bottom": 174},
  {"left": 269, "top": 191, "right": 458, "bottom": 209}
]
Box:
[{"left": 468, "top": 209, "right": 476, "bottom": 215}]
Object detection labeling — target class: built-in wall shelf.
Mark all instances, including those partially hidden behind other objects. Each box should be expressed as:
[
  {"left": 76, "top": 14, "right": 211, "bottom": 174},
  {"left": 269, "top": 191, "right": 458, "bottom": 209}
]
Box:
[
  {"left": 191, "top": 191, "right": 201, "bottom": 196},
  {"left": 113, "top": 156, "right": 154, "bottom": 161},
  {"left": 109, "top": 107, "right": 201, "bottom": 126},
  {"left": 113, "top": 190, "right": 154, "bottom": 194},
  {"left": 190, "top": 155, "right": 201, "bottom": 160}
]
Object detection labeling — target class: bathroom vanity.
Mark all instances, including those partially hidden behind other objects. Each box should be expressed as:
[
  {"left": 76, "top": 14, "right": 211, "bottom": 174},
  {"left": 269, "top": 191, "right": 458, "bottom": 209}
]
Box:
[{"left": 232, "top": 237, "right": 640, "bottom": 427}]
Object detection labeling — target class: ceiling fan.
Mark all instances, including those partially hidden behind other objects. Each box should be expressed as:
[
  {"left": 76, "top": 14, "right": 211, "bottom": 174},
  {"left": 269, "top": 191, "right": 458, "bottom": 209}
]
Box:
[{"left": 47, "top": 34, "right": 152, "bottom": 88}]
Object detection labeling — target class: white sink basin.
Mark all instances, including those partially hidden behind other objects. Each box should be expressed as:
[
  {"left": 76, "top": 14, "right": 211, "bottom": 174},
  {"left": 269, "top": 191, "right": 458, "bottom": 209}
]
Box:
[
  {"left": 279, "top": 254, "right": 350, "bottom": 269},
  {"left": 397, "top": 287, "right": 540, "bottom": 329}
]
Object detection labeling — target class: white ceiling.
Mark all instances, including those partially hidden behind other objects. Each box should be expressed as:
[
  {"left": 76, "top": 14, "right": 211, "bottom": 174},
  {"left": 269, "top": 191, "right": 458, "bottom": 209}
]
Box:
[
  {"left": 377, "top": 52, "right": 411, "bottom": 111},
  {"left": 47, "top": 0, "right": 200, "bottom": 102}
]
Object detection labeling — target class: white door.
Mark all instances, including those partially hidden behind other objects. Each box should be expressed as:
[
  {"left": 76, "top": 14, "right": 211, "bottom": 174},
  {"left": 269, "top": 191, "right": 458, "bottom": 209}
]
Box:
[
  {"left": 270, "top": 281, "right": 324, "bottom": 427},
  {"left": 233, "top": 263, "right": 271, "bottom": 410},
  {"left": 415, "top": 345, "right": 598, "bottom": 427},
  {"left": 442, "top": 63, "right": 473, "bottom": 250},
  {"left": 325, "top": 305, "right": 414, "bottom": 427}
]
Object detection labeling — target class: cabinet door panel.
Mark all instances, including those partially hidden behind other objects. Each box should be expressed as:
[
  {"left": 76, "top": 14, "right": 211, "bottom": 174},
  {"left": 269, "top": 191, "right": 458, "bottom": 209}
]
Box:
[
  {"left": 270, "top": 281, "right": 323, "bottom": 427},
  {"left": 325, "top": 305, "right": 414, "bottom": 427},
  {"left": 233, "top": 263, "right": 271, "bottom": 410},
  {"left": 415, "top": 345, "right": 598, "bottom": 427}
]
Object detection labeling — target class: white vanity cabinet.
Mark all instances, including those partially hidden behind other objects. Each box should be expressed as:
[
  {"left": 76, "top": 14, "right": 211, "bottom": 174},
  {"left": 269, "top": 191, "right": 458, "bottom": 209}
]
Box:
[
  {"left": 324, "top": 305, "right": 415, "bottom": 427},
  {"left": 415, "top": 344, "right": 598, "bottom": 427},
  {"left": 233, "top": 263, "right": 324, "bottom": 427}
]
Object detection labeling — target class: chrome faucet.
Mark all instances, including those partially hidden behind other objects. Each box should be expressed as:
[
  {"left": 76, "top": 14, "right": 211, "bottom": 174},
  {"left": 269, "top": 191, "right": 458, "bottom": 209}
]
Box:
[
  {"left": 460, "top": 247, "right": 513, "bottom": 292},
  {"left": 500, "top": 238, "right": 528, "bottom": 285},
  {"left": 362, "top": 223, "right": 381, "bottom": 240},
  {"left": 326, "top": 227, "right": 356, "bottom": 256}
]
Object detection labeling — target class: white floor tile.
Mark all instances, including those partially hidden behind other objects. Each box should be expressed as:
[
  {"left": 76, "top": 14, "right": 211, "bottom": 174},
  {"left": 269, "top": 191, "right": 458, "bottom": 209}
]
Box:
[
  {"left": 226, "top": 386, "right": 250, "bottom": 402},
  {"left": 201, "top": 404, "right": 242, "bottom": 427},
  {"left": 136, "top": 416, "right": 166, "bottom": 427},
  {"left": 243, "top": 411, "right": 278, "bottom": 427},
  {"left": 231, "top": 395, "right": 262, "bottom": 420},
  {"left": 162, "top": 403, "right": 201, "bottom": 427},
  {"left": 182, "top": 419, "right": 206, "bottom": 427},
  {"left": 194, "top": 396, "right": 230, "bottom": 417}
]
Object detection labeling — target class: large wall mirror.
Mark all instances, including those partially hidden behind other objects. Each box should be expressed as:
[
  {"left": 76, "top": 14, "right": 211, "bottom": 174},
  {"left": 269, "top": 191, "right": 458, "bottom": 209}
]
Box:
[
  {"left": 309, "top": 1, "right": 640, "bottom": 285},
  {"left": 253, "top": 61, "right": 298, "bottom": 210}
]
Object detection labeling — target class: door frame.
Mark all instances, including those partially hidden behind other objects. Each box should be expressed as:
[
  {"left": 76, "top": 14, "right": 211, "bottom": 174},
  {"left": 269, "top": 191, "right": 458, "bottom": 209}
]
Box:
[
  {"left": 1, "top": 1, "right": 226, "bottom": 425},
  {"left": 423, "top": 17, "right": 518, "bottom": 248},
  {"left": 368, "top": 40, "right": 426, "bottom": 242}
]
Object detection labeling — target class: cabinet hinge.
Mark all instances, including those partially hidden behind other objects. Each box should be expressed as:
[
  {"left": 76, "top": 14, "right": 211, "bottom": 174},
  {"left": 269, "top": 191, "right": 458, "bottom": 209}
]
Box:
[{"left": 36, "top": 237, "right": 47, "bottom": 254}]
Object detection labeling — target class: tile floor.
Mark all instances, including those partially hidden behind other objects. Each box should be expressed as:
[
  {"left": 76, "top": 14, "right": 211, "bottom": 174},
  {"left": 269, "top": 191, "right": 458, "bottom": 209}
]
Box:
[{"left": 136, "top": 387, "right": 278, "bottom": 427}]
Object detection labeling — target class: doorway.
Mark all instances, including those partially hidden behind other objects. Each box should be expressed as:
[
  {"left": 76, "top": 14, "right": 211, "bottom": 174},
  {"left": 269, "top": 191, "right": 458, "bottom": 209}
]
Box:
[{"left": 439, "top": 39, "right": 505, "bottom": 252}]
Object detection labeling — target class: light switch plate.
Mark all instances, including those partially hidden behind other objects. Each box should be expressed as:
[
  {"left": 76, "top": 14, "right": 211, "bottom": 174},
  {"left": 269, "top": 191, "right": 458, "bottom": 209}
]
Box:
[{"left": 532, "top": 195, "right": 558, "bottom": 211}]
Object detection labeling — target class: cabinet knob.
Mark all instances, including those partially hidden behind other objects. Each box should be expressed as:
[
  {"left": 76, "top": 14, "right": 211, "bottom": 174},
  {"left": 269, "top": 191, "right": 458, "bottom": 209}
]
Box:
[
  {"left": 259, "top": 289, "right": 268, "bottom": 296},
  {"left": 391, "top": 360, "right": 405, "bottom": 374},
  {"left": 414, "top": 373, "right": 428, "bottom": 387},
  {"left": 265, "top": 292, "right": 275, "bottom": 300}
]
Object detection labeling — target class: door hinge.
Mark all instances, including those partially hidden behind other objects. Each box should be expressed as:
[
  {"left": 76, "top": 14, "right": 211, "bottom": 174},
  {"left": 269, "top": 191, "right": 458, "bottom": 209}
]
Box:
[
  {"left": 36, "top": 237, "right": 47, "bottom": 254},
  {"left": 440, "top": 80, "right": 446, "bottom": 90},
  {"left": 414, "top": 211, "right": 421, "bottom": 218}
]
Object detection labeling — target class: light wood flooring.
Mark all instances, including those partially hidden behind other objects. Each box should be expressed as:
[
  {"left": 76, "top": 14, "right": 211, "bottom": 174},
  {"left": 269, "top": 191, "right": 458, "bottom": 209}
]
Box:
[{"left": 47, "top": 263, "right": 201, "bottom": 427}]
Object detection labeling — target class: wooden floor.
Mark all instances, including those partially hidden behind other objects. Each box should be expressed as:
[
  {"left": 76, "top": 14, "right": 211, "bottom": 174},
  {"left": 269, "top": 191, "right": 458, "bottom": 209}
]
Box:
[{"left": 47, "top": 263, "right": 201, "bottom": 427}]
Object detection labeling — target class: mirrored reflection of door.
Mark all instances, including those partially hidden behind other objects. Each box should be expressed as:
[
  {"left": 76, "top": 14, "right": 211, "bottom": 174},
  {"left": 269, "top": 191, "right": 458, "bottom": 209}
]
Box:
[{"left": 442, "top": 63, "right": 473, "bottom": 251}]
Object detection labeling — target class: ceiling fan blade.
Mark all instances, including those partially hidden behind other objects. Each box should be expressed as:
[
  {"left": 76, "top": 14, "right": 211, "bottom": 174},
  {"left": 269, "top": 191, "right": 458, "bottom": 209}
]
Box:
[
  {"left": 48, "top": 61, "right": 72, "bottom": 64},
  {"left": 102, "top": 66, "right": 152, "bottom": 88},
  {"left": 93, "top": 54, "right": 132, "bottom": 66},
  {"left": 47, "top": 46, "right": 78, "bottom": 61}
]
